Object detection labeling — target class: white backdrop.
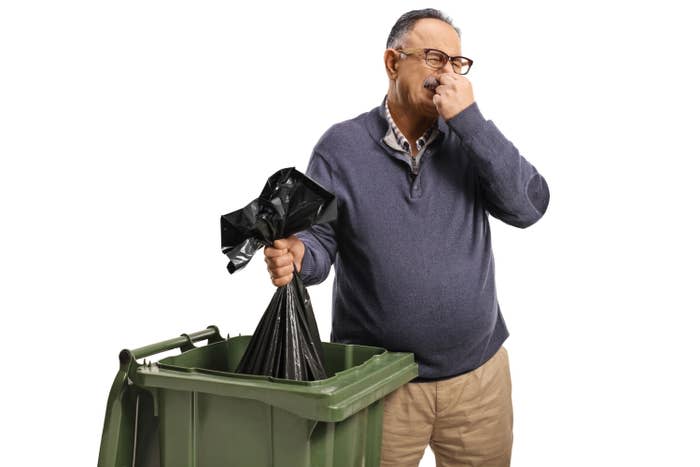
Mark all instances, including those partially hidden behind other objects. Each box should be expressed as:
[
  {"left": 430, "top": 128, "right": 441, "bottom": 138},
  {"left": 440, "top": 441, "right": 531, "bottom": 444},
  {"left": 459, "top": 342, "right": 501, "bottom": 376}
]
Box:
[{"left": 1, "top": 1, "right": 699, "bottom": 466}]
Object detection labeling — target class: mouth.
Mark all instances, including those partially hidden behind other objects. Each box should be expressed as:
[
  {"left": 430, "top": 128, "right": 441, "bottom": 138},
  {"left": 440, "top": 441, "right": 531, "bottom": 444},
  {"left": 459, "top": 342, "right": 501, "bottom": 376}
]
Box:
[{"left": 423, "top": 76, "right": 439, "bottom": 92}]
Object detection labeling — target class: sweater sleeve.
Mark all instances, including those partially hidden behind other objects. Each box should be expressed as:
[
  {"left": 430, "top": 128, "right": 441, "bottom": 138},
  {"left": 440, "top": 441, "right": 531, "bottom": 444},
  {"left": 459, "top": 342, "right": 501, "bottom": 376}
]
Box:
[
  {"left": 295, "top": 150, "right": 338, "bottom": 286},
  {"left": 446, "top": 101, "right": 550, "bottom": 228}
]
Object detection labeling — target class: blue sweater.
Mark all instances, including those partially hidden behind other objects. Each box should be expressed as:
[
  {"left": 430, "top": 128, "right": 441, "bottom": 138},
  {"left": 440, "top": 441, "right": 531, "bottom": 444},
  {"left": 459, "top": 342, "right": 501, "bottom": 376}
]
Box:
[{"left": 297, "top": 96, "right": 550, "bottom": 380}]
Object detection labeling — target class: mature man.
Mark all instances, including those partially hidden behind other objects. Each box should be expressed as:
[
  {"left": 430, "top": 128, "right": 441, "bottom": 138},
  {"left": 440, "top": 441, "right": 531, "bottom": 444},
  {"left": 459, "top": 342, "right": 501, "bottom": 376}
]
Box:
[{"left": 264, "top": 8, "right": 549, "bottom": 467}]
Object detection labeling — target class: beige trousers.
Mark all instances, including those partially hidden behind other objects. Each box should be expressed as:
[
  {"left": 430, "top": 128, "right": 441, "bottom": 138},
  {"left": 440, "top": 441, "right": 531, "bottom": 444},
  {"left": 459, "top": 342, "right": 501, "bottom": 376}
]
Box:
[{"left": 380, "top": 346, "right": 513, "bottom": 467}]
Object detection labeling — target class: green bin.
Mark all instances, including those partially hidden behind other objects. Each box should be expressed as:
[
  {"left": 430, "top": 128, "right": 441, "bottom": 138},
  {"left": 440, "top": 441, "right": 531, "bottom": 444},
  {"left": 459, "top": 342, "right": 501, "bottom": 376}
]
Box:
[{"left": 98, "top": 325, "right": 418, "bottom": 467}]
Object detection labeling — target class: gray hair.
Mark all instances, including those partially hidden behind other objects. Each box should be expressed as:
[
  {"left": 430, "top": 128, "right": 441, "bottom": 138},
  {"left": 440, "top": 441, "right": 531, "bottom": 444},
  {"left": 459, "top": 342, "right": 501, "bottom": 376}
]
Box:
[{"left": 386, "top": 8, "right": 461, "bottom": 49}]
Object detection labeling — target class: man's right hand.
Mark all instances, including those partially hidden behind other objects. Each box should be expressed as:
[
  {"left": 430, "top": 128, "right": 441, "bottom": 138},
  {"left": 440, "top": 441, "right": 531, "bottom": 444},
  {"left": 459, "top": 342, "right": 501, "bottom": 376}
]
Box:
[{"left": 263, "top": 235, "right": 305, "bottom": 287}]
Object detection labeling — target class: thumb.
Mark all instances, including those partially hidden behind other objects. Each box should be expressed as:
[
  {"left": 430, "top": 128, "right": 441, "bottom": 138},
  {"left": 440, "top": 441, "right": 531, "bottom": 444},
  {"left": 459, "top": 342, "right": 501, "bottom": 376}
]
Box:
[
  {"left": 289, "top": 236, "right": 305, "bottom": 268},
  {"left": 273, "top": 238, "right": 290, "bottom": 249}
]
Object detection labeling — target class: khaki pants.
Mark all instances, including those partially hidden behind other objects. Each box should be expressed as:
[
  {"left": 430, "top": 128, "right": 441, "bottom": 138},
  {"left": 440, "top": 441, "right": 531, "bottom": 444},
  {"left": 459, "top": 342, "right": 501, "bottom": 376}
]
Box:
[{"left": 380, "top": 346, "right": 513, "bottom": 467}]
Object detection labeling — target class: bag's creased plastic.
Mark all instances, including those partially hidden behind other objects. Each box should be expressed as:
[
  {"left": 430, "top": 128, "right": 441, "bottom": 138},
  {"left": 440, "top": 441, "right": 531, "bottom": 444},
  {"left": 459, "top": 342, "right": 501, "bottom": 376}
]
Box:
[{"left": 220, "top": 167, "right": 336, "bottom": 381}]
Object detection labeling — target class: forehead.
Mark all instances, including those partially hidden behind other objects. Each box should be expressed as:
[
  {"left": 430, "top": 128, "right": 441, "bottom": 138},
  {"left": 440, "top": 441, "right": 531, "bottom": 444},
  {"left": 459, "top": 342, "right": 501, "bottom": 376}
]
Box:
[{"left": 401, "top": 18, "right": 461, "bottom": 56}]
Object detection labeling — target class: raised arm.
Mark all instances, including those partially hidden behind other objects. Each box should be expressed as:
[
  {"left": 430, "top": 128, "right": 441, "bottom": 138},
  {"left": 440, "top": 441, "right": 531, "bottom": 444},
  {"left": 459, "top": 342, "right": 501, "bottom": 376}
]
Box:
[
  {"left": 447, "top": 102, "right": 550, "bottom": 228},
  {"left": 433, "top": 73, "right": 550, "bottom": 228}
]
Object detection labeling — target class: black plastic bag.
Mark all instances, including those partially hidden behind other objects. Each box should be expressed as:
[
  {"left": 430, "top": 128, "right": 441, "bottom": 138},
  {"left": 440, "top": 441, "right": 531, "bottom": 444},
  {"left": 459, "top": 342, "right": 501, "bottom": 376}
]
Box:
[
  {"left": 220, "top": 167, "right": 336, "bottom": 381},
  {"left": 235, "top": 265, "right": 327, "bottom": 380},
  {"left": 221, "top": 167, "right": 337, "bottom": 274}
]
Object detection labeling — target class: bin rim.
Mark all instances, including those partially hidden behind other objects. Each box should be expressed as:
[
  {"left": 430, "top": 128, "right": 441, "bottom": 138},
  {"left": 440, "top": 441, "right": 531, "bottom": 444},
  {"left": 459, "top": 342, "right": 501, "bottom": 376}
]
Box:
[
  {"left": 129, "top": 332, "right": 419, "bottom": 422},
  {"left": 154, "top": 337, "right": 394, "bottom": 386}
]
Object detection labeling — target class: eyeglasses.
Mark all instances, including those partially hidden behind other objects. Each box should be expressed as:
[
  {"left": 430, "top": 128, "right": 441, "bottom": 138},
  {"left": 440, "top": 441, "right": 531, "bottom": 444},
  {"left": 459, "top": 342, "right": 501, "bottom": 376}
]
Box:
[{"left": 396, "top": 48, "right": 473, "bottom": 75}]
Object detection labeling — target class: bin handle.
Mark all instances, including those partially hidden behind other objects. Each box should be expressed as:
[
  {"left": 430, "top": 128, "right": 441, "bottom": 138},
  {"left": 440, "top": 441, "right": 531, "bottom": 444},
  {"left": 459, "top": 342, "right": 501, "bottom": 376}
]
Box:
[{"left": 118, "top": 325, "right": 223, "bottom": 365}]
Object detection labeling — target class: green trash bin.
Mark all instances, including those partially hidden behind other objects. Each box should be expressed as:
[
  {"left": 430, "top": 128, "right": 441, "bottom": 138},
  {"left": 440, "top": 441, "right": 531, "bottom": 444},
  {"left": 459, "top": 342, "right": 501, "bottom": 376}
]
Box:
[{"left": 98, "top": 326, "right": 418, "bottom": 467}]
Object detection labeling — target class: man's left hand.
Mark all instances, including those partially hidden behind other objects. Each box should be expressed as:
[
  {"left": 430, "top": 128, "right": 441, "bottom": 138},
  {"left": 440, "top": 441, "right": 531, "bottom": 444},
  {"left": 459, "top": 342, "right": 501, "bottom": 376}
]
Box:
[{"left": 433, "top": 73, "right": 475, "bottom": 120}]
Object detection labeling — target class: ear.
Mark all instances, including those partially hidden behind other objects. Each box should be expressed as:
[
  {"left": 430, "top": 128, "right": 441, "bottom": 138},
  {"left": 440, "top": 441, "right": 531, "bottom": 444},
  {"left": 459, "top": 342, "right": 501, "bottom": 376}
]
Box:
[{"left": 384, "top": 49, "right": 400, "bottom": 80}]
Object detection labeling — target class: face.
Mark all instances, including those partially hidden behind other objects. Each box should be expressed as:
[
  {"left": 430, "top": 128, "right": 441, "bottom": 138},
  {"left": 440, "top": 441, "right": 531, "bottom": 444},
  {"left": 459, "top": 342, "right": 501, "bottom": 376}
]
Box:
[{"left": 386, "top": 18, "right": 462, "bottom": 118}]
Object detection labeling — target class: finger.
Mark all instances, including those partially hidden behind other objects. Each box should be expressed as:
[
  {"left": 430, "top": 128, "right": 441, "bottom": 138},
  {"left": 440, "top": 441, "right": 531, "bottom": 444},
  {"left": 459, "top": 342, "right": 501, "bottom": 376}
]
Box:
[
  {"left": 436, "top": 73, "right": 456, "bottom": 83},
  {"left": 272, "top": 273, "right": 293, "bottom": 287},
  {"left": 266, "top": 253, "right": 293, "bottom": 268},
  {"left": 273, "top": 239, "right": 291, "bottom": 249},
  {"left": 433, "top": 93, "right": 441, "bottom": 106},
  {"left": 454, "top": 74, "right": 472, "bottom": 88},
  {"left": 270, "top": 263, "right": 294, "bottom": 278},
  {"left": 264, "top": 246, "right": 289, "bottom": 258}
]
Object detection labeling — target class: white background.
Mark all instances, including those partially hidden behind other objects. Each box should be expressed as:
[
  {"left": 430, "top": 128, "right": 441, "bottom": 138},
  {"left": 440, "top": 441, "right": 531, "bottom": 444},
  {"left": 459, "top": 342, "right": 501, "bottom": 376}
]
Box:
[{"left": 1, "top": 1, "right": 699, "bottom": 465}]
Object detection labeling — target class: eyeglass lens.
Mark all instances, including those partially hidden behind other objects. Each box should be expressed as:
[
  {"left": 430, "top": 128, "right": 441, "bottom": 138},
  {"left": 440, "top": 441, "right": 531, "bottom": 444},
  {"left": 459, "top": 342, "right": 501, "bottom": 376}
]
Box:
[{"left": 425, "top": 50, "right": 470, "bottom": 75}]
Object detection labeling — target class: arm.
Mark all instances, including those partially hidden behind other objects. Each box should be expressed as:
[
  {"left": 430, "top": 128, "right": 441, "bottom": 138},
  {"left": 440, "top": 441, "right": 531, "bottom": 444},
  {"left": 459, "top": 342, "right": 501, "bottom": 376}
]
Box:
[
  {"left": 296, "top": 150, "right": 338, "bottom": 285},
  {"left": 447, "top": 102, "right": 550, "bottom": 228}
]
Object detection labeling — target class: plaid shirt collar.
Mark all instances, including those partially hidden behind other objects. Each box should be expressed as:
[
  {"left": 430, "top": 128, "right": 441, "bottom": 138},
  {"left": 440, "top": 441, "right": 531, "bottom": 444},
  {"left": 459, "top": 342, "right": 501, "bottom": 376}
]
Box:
[{"left": 383, "top": 95, "right": 438, "bottom": 154}]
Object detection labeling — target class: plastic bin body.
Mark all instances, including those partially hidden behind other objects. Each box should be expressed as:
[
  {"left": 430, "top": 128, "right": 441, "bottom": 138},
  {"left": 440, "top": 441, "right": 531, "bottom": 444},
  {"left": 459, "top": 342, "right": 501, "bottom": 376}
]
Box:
[{"left": 98, "top": 328, "right": 418, "bottom": 467}]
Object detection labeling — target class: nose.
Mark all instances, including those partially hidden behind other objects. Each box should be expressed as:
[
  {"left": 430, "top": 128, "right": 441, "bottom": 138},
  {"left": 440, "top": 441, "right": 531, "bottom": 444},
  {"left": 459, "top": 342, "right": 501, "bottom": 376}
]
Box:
[{"left": 439, "top": 58, "right": 454, "bottom": 74}]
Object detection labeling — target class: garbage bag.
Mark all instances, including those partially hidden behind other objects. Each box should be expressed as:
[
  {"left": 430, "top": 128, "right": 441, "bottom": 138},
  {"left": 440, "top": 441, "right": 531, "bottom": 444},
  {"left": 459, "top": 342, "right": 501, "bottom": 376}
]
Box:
[
  {"left": 220, "top": 167, "right": 336, "bottom": 381},
  {"left": 221, "top": 166, "right": 337, "bottom": 274},
  {"left": 235, "top": 265, "right": 327, "bottom": 380}
]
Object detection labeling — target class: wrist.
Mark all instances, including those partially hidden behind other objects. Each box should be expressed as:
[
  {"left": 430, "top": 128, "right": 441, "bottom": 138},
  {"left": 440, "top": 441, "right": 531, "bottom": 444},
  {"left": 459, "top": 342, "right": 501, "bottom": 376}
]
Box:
[{"left": 445, "top": 101, "right": 486, "bottom": 139}]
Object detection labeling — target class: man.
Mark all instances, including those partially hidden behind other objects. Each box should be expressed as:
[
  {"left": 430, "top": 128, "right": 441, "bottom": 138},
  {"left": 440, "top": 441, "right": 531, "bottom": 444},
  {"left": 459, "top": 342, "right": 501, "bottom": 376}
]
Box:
[{"left": 264, "top": 8, "right": 549, "bottom": 467}]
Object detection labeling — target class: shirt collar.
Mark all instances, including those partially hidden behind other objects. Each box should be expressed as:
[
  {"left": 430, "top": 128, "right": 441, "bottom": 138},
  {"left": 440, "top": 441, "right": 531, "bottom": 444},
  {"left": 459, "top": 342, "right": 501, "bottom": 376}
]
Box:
[{"left": 382, "top": 95, "right": 439, "bottom": 153}]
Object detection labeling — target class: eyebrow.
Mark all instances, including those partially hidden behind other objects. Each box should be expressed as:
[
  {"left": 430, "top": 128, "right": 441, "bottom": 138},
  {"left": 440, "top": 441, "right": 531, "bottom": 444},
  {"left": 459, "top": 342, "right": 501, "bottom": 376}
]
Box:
[{"left": 429, "top": 47, "right": 463, "bottom": 57}]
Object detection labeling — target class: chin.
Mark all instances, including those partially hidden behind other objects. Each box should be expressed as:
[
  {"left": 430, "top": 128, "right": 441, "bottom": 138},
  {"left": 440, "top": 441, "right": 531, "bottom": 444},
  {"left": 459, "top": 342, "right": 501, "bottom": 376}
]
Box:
[{"left": 421, "top": 101, "right": 439, "bottom": 118}]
